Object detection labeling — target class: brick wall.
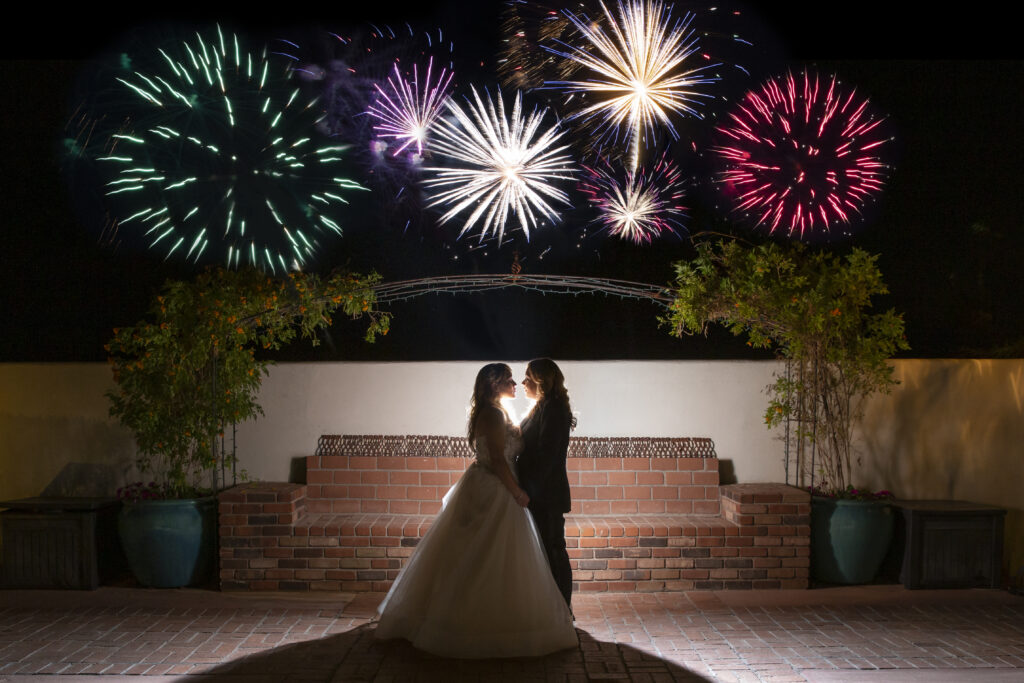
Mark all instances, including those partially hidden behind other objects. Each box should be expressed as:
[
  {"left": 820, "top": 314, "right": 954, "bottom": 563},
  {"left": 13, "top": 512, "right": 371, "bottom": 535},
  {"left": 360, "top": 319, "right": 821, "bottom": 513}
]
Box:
[
  {"left": 719, "top": 483, "right": 811, "bottom": 588},
  {"left": 567, "top": 456, "right": 720, "bottom": 515},
  {"left": 305, "top": 454, "right": 471, "bottom": 515},
  {"left": 218, "top": 482, "right": 307, "bottom": 591}
]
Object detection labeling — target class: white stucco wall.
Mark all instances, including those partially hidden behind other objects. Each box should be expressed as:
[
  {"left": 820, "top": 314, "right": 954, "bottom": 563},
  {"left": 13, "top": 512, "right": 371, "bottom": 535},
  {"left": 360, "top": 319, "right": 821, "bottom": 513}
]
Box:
[
  {"left": 234, "top": 361, "right": 785, "bottom": 484},
  {"left": 0, "top": 360, "right": 784, "bottom": 499}
]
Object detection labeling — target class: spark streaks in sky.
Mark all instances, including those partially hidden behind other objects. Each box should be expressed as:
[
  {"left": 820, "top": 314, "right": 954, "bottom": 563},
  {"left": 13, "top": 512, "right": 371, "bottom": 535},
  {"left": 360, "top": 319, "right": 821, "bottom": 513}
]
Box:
[
  {"left": 547, "top": 0, "right": 719, "bottom": 172},
  {"left": 90, "top": 27, "right": 364, "bottom": 272},
  {"left": 423, "top": 87, "right": 575, "bottom": 244},
  {"left": 714, "top": 69, "right": 891, "bottom": 238}
]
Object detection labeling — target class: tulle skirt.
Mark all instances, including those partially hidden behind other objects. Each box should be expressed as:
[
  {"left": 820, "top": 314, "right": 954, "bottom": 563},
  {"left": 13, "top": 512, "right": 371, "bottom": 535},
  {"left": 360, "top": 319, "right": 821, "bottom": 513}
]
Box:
[{"left": 375, "top": 463, "right": 578, "bottom": 658}]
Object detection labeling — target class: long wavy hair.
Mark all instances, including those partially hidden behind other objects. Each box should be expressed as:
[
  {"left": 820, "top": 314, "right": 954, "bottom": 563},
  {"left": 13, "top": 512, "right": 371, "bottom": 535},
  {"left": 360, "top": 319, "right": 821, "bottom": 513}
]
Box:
[
  {"left": 467, "top": 363, "right": 512, "bottom": 444},
  {"left": 526, "top": 358, "right": 577, "bottom": 430}
]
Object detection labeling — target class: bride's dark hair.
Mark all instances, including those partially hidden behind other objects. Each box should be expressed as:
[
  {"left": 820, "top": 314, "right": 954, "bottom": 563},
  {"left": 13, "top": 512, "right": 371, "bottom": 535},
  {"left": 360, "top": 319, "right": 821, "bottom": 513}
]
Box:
[
  {"left": 526, "top": 358, "right": 577, "bottom": 430},
  {"left": 468, "top": 363, "right": 512, "bottom": 444}
]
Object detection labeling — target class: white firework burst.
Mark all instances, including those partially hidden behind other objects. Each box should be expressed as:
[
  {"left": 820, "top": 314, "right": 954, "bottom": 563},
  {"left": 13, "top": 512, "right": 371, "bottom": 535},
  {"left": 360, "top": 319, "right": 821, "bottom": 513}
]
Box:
[
  {"left": 580, "top": 153, "right": 687, "bottom": 243},
  {"left": 423, "top": 87, "right": 575, "bottom": 244},
  {"left": 549, "top": 0, "right": 718, "bottom": 171}
]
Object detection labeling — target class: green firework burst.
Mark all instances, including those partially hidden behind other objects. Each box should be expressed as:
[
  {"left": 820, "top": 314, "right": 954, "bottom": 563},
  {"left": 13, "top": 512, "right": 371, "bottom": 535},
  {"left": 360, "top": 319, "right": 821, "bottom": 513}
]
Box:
[{"left": 88, "top": 26, "right": 366, "bottom": 273}]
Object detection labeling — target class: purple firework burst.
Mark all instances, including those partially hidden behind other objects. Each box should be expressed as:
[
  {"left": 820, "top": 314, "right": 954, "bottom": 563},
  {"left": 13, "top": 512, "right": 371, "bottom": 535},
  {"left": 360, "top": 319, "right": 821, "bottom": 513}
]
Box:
[
  {"left": 366, "top": 57, "right": 453, "bottom": 161},
  {"left": 579, "top": 153, "right": 688, "bottom": 244},
  {"left": 714, "top": 69, "right": 891, "bottom": 238}
]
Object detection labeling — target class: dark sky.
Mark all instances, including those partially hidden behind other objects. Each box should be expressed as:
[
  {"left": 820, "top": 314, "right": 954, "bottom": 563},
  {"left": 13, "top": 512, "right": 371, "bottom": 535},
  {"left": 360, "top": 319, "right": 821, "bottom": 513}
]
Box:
[{"left": 3, "top": 2, "right": 1022, "bottom": 361}]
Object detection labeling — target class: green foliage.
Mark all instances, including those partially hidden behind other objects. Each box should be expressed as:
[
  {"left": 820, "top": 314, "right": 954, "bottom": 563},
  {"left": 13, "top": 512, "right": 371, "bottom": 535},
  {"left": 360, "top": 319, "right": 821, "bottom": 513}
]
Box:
[
  {"left": 663, "top": 240, "right": 909, "bottom": 495},
  {"left": 106, "top": 267, "right": 390, "bottom": 498}
]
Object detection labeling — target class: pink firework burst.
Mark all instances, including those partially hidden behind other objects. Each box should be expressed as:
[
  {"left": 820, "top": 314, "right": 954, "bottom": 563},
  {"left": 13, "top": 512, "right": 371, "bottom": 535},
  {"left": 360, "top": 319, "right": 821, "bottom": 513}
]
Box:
[
  {"left": 580, "top": 153, "right": 688, "bottom": 244},
  {"left": 714, "top": 70, "right": 891, "bottom": 238}
]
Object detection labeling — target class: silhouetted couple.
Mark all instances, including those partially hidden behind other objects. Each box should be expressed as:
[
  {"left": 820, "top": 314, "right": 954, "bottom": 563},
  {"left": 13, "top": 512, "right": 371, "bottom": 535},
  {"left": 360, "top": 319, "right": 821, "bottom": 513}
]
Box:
[{"left": 375, "top": 359, "right": 576, "bottom": 658}]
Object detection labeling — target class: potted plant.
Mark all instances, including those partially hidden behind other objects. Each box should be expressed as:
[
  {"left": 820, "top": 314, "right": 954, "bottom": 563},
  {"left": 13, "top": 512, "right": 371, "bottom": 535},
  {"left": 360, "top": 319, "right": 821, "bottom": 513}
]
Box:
[
  {"left": 663, "top": 239, "right": 909, "bottom": 584},
  {"left": 106, "top": 267, "right": 390, "bottom": 587}
]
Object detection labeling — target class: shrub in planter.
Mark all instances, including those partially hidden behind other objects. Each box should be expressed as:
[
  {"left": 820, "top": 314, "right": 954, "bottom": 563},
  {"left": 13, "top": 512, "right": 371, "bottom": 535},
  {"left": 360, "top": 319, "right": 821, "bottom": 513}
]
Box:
[
  {"left": 106, "top": 267, "right": 390, "bottom": 586},
  {"left": 664, "top": 240, "right": 909, "bottom": 583}
]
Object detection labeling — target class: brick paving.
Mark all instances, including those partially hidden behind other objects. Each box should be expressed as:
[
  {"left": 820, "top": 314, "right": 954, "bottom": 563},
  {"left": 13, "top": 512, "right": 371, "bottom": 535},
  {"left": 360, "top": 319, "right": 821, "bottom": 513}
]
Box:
[{"left": 0, "top": 586, "right": 1022, "bottom": 681}]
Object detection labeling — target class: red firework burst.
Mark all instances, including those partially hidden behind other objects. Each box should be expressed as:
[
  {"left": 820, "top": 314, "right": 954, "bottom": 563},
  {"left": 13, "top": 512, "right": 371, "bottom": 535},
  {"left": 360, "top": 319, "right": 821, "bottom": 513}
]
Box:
[{"left": 714, "top": 70, "right": 891, "bottom": 238}]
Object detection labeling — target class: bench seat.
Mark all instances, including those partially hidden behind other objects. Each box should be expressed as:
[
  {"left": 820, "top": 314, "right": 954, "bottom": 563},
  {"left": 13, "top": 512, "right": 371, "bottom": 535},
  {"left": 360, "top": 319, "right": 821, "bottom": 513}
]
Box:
[
  {"left": 294, "top": 512, "right": 739, "bottom": 539},
  {"left": 219, "top": 436, "right": 810, "bottom": 592}
]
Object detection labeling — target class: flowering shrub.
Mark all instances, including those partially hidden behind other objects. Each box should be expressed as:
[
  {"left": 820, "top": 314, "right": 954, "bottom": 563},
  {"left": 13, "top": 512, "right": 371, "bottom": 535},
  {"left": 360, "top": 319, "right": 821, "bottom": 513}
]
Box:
[
  {"left": 107, "top": 267, "right": 390, "bottom": 498},
  {"left": 808, "top": 483, "right": 894, "bottom": 501},
  {"left": 117, "top": 481, "right": 184, "bottom": 502}
]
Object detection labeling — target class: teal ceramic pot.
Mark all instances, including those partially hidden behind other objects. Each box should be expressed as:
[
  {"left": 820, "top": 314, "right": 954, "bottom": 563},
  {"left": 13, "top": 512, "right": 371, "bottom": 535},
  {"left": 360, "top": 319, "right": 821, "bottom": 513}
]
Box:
[
  {"left": 118, "top": 497, "right": 217, "bottom": 588},
  {"left": 811, "top": 496, "right": 894, "bottom": 585}
]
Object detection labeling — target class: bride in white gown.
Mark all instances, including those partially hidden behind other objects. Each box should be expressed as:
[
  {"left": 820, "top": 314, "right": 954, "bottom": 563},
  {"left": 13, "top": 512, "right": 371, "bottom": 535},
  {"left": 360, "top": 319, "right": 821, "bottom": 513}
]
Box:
[{"left": 374, "top": 363, "right": 578, "bottom": 658}]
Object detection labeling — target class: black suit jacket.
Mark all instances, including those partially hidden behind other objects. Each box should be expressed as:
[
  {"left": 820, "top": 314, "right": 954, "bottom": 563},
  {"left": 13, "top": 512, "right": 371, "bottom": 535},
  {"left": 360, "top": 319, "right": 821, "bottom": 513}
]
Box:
[{"left": 517, "top": 399, "right": 572, "bottom": 514}]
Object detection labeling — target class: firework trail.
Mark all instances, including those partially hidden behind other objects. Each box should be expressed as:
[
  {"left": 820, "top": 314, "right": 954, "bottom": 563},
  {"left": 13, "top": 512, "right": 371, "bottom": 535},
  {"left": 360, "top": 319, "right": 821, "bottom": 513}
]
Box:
[
  {"left": 366, "top": 57, "right": 454, "bottom": 160},
  {"left": 310, "top": 24, "right": 455, "bottom": 145},
  {"left": 498, "top": 0, "right": 586, "bottom": 92},
  {"left": 302, "top": 23, "right": 457, "bottom": 238}
]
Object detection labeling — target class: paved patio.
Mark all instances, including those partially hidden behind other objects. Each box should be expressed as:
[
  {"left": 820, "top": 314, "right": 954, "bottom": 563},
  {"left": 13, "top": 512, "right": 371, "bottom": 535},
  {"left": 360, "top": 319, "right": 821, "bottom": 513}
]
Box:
[{"left": 1, "top": 586, "right": 1022, "bottom": 682}]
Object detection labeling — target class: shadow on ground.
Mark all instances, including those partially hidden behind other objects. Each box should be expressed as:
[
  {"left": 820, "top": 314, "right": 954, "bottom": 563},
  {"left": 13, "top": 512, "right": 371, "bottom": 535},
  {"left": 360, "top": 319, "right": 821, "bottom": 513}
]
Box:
[{"left": 196, "top": 624, "right": 712, "bottom": 682}]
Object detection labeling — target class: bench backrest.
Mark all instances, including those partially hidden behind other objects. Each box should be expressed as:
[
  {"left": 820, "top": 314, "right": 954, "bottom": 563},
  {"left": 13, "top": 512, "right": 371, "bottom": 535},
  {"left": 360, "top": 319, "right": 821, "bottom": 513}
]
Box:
[{"left": 305, "top": 435, "right": 720, "bottom": 516}]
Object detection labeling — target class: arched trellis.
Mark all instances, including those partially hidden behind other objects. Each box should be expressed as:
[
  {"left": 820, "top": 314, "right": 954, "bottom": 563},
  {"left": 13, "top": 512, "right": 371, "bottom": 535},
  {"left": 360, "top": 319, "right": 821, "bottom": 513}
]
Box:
[
  {"left": 211, "top": 273, "right": 672, "bottom": 490},
  {"left": 372, "top": 273, "right": 674, "bottom": 309},
  {"left": 368, "top": 273, "right": 813, "bottom": 491}
]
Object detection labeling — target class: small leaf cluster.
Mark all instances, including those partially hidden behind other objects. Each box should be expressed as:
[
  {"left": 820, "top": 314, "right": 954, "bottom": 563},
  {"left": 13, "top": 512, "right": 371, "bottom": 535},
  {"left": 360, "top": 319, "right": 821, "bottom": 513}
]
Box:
[
  {"left": 662, "top": 240, "right": 909, "bottom": 495},
  {"left": 808, "top": 483, "right": 895, "bottom": 501},
  {"left": 116, "top": 481, "right": 174, "bottom": 502},
  {"left": 106, "top": 267, "right": 391, "bottom": 498}
]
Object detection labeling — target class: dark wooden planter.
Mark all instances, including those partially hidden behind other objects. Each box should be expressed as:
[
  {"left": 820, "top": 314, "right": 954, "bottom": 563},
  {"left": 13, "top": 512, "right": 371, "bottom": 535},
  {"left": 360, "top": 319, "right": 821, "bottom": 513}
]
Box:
[
  {"left": 891, "top": 500, "right": 1006, "bottom": 589},
  {"left": 0, "top": 497, "right": 125, "bottom": 589}
]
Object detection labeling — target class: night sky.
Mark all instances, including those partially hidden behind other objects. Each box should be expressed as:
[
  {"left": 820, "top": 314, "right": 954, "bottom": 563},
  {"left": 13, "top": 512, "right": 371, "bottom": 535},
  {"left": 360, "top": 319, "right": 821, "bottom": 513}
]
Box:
[{"left": 3, "top": 2, "right": 1022, "bottom": 362}]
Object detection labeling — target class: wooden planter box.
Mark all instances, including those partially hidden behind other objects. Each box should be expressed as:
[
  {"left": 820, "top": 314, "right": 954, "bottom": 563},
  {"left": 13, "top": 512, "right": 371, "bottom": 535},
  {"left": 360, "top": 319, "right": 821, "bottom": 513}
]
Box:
[
  {"left": 892, "top": 500, "right": 1006, "bottom": 589},
  {"left": 0, "top": 497, "right": 124, "bottom": 590}
]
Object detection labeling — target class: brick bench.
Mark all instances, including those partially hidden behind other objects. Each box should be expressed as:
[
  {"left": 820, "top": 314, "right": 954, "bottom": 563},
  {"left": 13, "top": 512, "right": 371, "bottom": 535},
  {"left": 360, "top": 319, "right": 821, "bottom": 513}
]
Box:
[{"left": 219, "top": 436, "right": 810, "bottom": 592}]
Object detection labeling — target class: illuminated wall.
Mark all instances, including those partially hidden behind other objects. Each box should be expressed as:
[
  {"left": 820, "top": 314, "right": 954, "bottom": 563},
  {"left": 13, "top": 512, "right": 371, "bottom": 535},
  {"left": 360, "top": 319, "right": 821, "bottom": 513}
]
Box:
[
  {"left": 0, "top": 364, "right": 136, "bottom": 503},
  {"left": 857, "top": 359, "right": 1024, "bottom": 585},
  {"left": 1, "top": 360, "right": 1020, "bottom": 583},
  {"left": 236, "top": 361, "right": 783, "bottom": 484}
]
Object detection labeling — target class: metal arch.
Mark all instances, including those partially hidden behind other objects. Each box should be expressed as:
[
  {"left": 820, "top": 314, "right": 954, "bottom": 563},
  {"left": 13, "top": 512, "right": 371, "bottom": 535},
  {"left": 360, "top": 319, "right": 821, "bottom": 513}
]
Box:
[{"left": 373, "top": 274, "right": 673, "bottom": 309}]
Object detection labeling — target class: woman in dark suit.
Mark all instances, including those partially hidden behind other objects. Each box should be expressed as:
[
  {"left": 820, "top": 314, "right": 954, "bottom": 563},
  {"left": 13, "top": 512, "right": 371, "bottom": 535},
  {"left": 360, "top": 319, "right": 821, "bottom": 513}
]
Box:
[{"left": 517, "top": 358, "right": 575, "bottom": 608}]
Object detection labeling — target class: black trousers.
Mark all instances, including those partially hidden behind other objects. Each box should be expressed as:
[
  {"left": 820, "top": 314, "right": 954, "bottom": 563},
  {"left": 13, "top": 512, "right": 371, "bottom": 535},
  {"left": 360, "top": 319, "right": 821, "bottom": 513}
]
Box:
[{"left": 530, "top": 505, "right": 573, "bottom": 608}]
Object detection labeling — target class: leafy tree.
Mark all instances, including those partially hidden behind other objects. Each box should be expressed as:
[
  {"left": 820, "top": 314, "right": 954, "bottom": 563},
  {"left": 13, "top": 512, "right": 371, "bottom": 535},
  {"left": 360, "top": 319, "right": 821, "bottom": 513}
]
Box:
[
  {"left": 106, "top": 268, "right": 390, "bottom": 497},
  {"left": 663, "top": 240, "right": 909, "bottom": 495}
]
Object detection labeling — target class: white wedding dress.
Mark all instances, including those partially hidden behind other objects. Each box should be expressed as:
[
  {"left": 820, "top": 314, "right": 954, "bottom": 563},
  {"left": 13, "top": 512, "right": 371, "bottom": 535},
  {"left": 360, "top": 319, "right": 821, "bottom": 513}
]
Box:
[{"left": 374, "top": 419, "right": 578, "bottom": 658}]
